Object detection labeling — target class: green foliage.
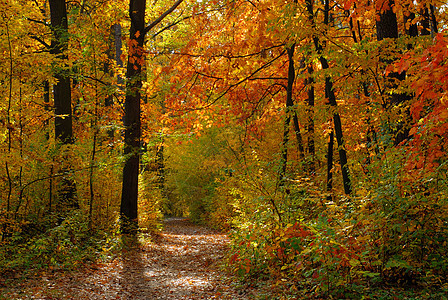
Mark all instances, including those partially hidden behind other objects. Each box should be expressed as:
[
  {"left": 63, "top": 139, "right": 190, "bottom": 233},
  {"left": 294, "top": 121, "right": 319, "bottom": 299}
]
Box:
[
  {"left": 0, "top": 210, "right": 121, "bottom": 277},
  {"left": 165, "top": 127, "right": 233, "bottom": 227},
  {"left": 138, "top": 165, "right": 164, "bottom": 232},
  {"left": 219, "top": 139, "right": 448, "bottom": 298}
]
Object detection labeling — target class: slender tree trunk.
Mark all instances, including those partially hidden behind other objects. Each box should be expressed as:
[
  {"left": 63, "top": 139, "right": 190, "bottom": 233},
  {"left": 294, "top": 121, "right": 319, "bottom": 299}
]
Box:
[
  {"left": 114, "top": 23, "right": 125, "bottom": 98},
  {"left": 347, "top": 7, "right": 377, "bottom": 169},
  {"left": 156, "top": 141, "right": 165, "bottom": 193},
  {"left": 292, "top": 111, "right": 305, "bottom": 160},
  {"left": 304, "top": 0, "right": 316, "bottom": 175},
  {"left": 43, "top": 81, "right": 54, "bottom": 214},
  {"left": 105, "top": 23, "right": 124, "bottom": 139},
  {"left": 5, "top": 20, "right": 13, "bottom": 216},
  {"left": 321, "top": 65, "right": 352, "bottom": 195},
  {"left": 304, "top": 62, "right": 315, "bottom": 174},
  {"left": 308, "top": 0, "right": 352, "bottom": 194},
  {"left": 15, "top": 86, "right": 24, "bottom": 216},
  {"left": 326, "top": 130, "right": 334, "bottom": 201},
  {"left": 89, "top": 41, "right": 101, "bottom": 228},
  {"left": 156, "top": 97, "right": 167, "bottom": 199},
  {"left": 279, "top": 44, "right": 297, "bottom": 186},
  {"left": 120, "top": 0, "right": 146, "bottom": 231}
]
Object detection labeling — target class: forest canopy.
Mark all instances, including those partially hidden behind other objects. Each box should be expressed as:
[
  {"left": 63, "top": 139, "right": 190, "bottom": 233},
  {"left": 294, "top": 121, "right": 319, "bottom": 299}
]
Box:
[{"left": 0, "top": 0, "right": 447, "bottom": 298}]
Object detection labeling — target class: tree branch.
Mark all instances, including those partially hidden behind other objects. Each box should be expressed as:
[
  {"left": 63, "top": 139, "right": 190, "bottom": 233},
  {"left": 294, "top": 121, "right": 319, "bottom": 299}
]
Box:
[
  {"left": 144, "top": 0, "right": 184, "bottom": 34},
  {"left": 26, "top": 17, "right": 49, "bottom": 26},
  {"left": 152, "top": 15, "right": 191, "bottom": 38},
  {"left": 29, "top": 35, "right": 51, "bottom": 49}
]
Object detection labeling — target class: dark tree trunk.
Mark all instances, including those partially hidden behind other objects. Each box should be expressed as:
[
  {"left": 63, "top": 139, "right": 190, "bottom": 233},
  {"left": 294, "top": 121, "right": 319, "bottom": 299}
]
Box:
[
  {"left": 156, "top": 142, "right": 165, "bottom": 193},
  {"left": 156, "top": 98, "right": 167, "bottom": 199},
  {"left": 304, "top": 63, "right": 315, "bottom": 174},
  {"left": 120, "top": 0, "right": 146, "bottom": 231},
  {"left": 105, "top": 23, "right": 124, "bottom": 139},
  {"left": 292, "top": 112, "right": 305, "bottom": 160},
  {"left": 430, "top": 5, "right": 438, "bottom": 34},
  {"left": 376, "top": 0, "right": 412, "bottom": 145},
  {"left": 304, "top": 0, "right": 316, "bottom": 175},
  {"left": 376, "top": 0, "right": 398, "bottom": 40},
  {"left": 320, "top": 60, "right": 352, "bottom": 195},
  {"left": 279, "top": 44, "right": 297, "bottom": 186},
  {"left": 421, "top": 6, "right": 431, "bottom": 36},
  {"left": 326, "top": 130, "right": 334, "bottom": 201},
  {"left": 49, "top": 0, "right": 73, "bottom": 144},
  {"left": 114, "top": 24, "right": 124, "bottom": 70},
  {"left": 404, "top": 11, "right": 418, "bottom": 38},
  {"left": 308, "top": 0, "right": 352, "bottom": 194},
  {"left": 43, "top": 81, "right": 54, "bottom": 213},
  {"left": 49, "top": 0, "right": 78, "bottom": 213}
]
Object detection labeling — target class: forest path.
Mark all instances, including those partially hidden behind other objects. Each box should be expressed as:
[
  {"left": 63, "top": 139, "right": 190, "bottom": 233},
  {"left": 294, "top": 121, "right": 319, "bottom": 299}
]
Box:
[{"left": 6, "top": 218, "right": 251, "bottom": 299}]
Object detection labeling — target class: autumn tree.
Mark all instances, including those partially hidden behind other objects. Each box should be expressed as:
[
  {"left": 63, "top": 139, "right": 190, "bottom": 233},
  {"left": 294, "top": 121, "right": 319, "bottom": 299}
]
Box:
[
  {"left": 120, "top": 0, "right": 184, "bottom": 231},
  {"left": 49, "top": 0, "right": 78, "bottom": 214}
]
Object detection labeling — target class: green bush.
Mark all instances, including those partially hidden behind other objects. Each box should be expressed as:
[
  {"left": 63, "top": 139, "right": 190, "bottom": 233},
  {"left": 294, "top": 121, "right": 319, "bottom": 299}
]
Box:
[{"left": 0, "top": 210, "right": 120, "bottom": 277}]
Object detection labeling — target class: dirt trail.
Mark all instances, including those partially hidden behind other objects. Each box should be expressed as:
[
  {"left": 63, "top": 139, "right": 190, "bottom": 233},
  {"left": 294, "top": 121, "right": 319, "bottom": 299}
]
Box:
[{"left": 5, "top": 218, "right": 249, "bottom": 299}]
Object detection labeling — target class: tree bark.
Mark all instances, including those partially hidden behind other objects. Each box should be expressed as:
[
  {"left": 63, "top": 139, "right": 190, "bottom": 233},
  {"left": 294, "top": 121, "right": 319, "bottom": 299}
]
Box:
[
  {"left": 307, "top": 0, "right": 352, "bottom": 194},
  {"left": 120, "top": 0, "right": 146, "bottom": 231},
  {"left": 376, "top": 0, "right": 398, "bottom": 41},
  {"left": 105, "top": 23, "right": 124, "bottom": 139},
  {"left": 429, "top": 5, "right": 438, "bottom": 35},
  {"left": 304, "top": 0, "right": 316, "bottom": 175},
  {"left": 320, "top": 60, "right": 352, "bottom": 195},
  {"left": 49, "top": 0, "right": 73, "bottom": 144},
  {"left": 279, "top": 44, "right": 300, "bottom": 185},
  {"left": 120, "top": 0, "right": 184, "bottom": 231},
  {"left": 421, "top": 6, "right": 431, "bottom": 36},
  {"left": 376, "top": 0, "right": 412, "bottom": 145},
  {"left": 304, "top": 63, "right": 315, "bottom": 174},
  {"left": 326, "top": 130, "right": 334, "bottom": 201},
  {"left": 49, "top": 0, "right": 78, "bottom": 214}
]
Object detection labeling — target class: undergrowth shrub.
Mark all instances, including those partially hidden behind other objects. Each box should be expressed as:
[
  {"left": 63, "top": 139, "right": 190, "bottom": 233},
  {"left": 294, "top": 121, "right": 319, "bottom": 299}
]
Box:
[
  {"left": 0, "top": 210, "right": 120, "bottom": 277},
  {"left": 224, "top": 146, "right": 448, "bottom": 298}
]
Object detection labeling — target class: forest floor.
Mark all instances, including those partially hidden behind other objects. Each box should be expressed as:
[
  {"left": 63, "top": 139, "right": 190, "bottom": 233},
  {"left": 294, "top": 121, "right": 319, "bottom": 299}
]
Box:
[{"left": 1, "top": 218, "right": 258, "bottom": 300}]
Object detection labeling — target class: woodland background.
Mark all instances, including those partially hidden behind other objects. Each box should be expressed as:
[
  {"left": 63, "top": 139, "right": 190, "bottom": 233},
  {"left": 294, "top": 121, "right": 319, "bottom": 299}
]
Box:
[{"left": 0, "top": 0, "right": 447, "bottom": 298}]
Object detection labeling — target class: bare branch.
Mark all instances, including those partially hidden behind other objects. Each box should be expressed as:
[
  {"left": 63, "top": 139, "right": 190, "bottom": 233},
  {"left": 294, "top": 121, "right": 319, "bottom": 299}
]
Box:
[
  {"left": 144, "top": 0, "right": 184, "bottom": 34},
  {"left": 29, "top": 35, "right": 51, "bottom": 49}
]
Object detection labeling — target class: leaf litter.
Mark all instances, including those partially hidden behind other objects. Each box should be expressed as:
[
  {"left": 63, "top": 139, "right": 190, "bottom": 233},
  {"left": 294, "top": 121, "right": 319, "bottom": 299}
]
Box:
[{"left": 2, "top": 218, "right": 252, "bottom": 299}]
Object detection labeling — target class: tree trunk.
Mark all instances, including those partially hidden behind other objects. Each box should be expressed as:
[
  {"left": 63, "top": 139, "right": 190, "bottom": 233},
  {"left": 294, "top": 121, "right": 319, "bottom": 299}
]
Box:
[
  {"left": 421, "top": 6, "right": 431, "bottom": 36},
  {"left": 326, "top": 130, "right": 334, "bottom": 201},
  {"left": 49, "top": 0, "right": 78, "bottom": 214},
  {"left": 308, "top": 0, "right": 352, "bottom": 194},
  {"left": 105, "top": 23, "right": 124, "bottom": 139},
  {"left": 156, "top": 142, "right": 165, "bottom": 194},
  {"left": 120, "top": 0, "right": 184, "bottom": 231},
  {"left": 376, "top": 0, "right": 411, "bottom": 145},
  {"left": 49, "top": 0, "right": 73, "bottom": 144},
  {"left": 279, "top": 44, "right": 296, "bottom": 186},
  {"left": 120, "top": 0, "right": 146, "bottom": 231},
  {"left": 429, "top": 5, "right": 438, "bottom": 35},
  {"left": 376, "top": 0, "right": 398, "bottom": 40},
  {"left": 292, "top": 111, "right": 305, "bottom": 161},
  {"left": 304, "top": 63, "right": 315, "bottom": 174},
  {"left": 320, "top": 61, "right": 352, "bottom": 195},
  {"left": 304, "top": 0, "right": 316, "bottom": 175}
]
